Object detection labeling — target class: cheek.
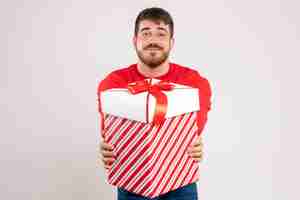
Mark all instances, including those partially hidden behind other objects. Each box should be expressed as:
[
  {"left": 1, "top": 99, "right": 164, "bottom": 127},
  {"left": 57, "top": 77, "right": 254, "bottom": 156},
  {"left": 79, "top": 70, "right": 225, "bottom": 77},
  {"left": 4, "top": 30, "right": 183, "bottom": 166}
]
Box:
[
  {"left": 165, "top": 41, "right": 171, "bottom": 48},
  {"left": 136, "top": 42, "right": 146, "bottom": 50}
]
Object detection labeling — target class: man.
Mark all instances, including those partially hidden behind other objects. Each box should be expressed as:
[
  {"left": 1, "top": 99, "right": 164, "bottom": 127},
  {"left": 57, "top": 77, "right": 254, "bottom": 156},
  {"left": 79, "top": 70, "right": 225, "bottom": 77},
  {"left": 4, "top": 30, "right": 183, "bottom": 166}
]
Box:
[{"left": 97, "top": 7, "right": 212, "bottom": 200}]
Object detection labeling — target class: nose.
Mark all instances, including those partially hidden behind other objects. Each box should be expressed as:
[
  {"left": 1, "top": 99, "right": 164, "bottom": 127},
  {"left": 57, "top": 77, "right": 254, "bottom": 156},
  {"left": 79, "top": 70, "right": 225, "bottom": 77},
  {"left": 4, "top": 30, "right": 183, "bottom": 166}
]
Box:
[
  {"left": 147, "top": 43, "right": 161, "bottom": 48},
  {"left": 147, "top": 34, "right": 162, "bottom": 43}
]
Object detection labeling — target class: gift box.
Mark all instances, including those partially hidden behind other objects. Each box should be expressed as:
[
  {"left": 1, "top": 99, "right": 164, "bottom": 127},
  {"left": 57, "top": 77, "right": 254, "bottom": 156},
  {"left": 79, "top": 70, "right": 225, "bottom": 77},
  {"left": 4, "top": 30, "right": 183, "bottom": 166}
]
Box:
[{"left": 98, "top": 78, "right": 201, "bottom": 198}]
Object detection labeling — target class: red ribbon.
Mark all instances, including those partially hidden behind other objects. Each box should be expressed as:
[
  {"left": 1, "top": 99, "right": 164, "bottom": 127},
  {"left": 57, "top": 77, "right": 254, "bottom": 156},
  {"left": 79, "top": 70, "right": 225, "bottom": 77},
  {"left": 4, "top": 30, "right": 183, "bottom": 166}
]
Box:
[{"left": 127, "top": 79, "right": 175, "bottom": 126}]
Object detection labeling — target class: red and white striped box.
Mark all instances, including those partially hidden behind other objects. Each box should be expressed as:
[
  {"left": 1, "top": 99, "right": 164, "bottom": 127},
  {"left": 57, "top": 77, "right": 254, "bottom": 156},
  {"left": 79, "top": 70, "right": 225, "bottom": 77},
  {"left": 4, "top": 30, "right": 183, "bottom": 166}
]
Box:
[{"left": 99, "top": 78, "right": 201, "bottom": 198}]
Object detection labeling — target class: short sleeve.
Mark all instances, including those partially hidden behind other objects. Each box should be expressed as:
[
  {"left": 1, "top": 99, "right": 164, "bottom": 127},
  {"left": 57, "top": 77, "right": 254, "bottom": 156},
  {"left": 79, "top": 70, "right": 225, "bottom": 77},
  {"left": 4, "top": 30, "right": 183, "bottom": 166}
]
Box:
[{"left": 97, "top": 71, "right": 127, "bottom": 134}]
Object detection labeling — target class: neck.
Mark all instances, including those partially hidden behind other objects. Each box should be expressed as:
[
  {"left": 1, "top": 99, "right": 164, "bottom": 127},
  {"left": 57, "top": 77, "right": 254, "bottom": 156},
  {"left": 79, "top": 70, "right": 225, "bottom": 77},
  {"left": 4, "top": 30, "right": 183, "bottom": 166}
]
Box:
[{"left": 137, "top": 60, "right": 170, "bottom": 78}]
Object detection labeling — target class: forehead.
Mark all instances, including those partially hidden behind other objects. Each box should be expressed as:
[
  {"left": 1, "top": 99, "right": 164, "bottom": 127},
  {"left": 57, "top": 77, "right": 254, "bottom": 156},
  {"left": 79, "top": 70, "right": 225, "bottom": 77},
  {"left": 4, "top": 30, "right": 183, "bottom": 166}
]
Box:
[{"left": 138, "top": 19, "right": 170, "bottom": 32}]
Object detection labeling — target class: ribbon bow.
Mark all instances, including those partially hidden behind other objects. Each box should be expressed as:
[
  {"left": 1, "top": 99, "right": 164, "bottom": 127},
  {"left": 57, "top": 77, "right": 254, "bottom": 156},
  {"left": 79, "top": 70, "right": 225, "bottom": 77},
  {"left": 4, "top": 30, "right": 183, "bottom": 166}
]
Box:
[{"left": 127, "top": 79, "right": 175, "bottom": 126}]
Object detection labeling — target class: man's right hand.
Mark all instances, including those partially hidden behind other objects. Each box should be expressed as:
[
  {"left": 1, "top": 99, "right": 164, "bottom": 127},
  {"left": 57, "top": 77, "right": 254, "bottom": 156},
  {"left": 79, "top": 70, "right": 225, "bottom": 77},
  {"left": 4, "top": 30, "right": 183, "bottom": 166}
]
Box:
[{"left": 98, "top": 141, "right": 115, "bottom": 170}]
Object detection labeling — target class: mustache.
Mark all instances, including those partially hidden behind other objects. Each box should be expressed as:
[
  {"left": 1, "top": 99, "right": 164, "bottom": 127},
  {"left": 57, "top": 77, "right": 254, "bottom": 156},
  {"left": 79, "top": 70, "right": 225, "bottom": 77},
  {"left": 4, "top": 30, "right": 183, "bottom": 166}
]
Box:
[{"left": 144, "top": 44, "right": 163, "bottom": 50}]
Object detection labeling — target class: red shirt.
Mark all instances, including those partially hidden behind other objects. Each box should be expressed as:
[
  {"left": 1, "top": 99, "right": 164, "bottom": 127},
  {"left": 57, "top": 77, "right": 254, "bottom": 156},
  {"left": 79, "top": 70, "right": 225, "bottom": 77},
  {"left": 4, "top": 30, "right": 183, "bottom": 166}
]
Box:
[{"left": 97, "top": 62, "right": 212, "bottom": 136}]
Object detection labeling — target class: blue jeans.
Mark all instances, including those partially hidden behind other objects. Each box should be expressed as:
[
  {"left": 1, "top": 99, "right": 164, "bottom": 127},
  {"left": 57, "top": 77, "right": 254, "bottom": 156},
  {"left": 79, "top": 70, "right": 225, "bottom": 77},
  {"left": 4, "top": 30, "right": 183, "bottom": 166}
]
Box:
[{"left": 117, "top": 183, "right": 198, "bottom": 200}]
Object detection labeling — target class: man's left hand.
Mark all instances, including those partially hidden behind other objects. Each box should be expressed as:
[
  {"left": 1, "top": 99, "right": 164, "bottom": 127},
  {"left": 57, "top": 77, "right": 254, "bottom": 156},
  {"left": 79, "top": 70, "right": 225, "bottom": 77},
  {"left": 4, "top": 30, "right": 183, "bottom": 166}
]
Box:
[{"left": 187, "top": 136, "right": 204, "bottom": 162}]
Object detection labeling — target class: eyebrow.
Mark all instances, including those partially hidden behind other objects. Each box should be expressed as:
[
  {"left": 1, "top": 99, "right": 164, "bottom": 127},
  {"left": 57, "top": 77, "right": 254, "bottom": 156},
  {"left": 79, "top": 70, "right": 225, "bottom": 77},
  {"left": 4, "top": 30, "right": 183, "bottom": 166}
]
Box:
[{"left": 140, "top": 27, "right": 168, "bottom": 33}]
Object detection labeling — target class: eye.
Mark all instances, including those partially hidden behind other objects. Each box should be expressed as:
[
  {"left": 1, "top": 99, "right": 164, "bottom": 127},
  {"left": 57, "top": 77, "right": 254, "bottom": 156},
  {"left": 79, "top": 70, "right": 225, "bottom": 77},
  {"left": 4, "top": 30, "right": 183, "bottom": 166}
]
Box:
[
  {"left": 158, "top": 32, "right": 167, "bottom": 37},
  {"left": 142, "top": 31, "right": 150, "bottom": 37}
]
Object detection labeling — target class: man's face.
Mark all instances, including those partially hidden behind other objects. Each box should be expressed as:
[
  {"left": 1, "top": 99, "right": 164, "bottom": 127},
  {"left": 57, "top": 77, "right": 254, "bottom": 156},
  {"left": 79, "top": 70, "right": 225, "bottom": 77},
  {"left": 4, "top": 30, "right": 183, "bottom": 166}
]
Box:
[{"left": 133, "top": 19, "right": 174, "bottom": 68}]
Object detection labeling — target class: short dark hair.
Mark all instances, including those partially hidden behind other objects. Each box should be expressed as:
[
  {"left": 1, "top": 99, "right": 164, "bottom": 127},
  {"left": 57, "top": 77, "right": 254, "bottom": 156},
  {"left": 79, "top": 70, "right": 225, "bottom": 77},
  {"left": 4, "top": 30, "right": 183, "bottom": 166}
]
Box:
[{"left": 134, "top": 7, "right": 174, "bottom": 38}]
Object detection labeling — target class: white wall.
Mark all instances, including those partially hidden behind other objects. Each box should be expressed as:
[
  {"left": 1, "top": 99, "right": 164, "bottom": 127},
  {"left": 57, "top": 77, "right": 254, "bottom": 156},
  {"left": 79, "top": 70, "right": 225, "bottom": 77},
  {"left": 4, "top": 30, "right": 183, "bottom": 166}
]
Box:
[{"left": 1, "top": 0, "right": 299, "bottom": 199}]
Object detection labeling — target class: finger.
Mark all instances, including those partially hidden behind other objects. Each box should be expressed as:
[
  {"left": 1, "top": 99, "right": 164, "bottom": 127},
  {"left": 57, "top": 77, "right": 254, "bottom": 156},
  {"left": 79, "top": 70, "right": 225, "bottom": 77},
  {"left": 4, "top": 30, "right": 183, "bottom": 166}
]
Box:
[
  {"left": 103, "top": 161, "right": 114, "bottom": 167},
  {"left": 100, "top": 141, "right": 114, "bottom": 150},
  {"left": 104, "top": 164, "right": 112, "bottom": 170},
  {"left": 188, "top": 146, "right": 202, "bottom": 153},
  {"left": 189, "top": 139, "right": 202, "bottom": 149},
  {"left": 187, "top": 151, "right": 203, "bottom": 163},
  {"left": 102, "top": 159, "right": 114, "bottom": 166},
  {"left": 193, "top": 157, "right": 203, "bottom": 162},
  {"left": 104, "top": 160, "right": 114, "bottom": 169},
  {"left": 100, "top": 141, "right": 114, "bottom": 151},
  {"left": 102, "top": 150, "right": 115, "bottom": 157},
  {"left": 102, "top": 157, "right": 115, "bottom": 164},
  {"left": 193, "top": 138, "right": 203, "bottom": 147},
  {"left": 190, "top": 152, "right": 203, "bottom": 158},
  {"left": 187, "top": 144, "right": 202, "bottom": 152}
]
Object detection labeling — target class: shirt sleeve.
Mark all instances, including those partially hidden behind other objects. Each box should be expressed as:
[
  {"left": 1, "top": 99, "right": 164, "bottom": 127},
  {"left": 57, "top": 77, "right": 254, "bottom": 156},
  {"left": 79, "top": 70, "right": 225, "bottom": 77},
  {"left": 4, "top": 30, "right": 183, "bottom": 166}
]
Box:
[
  {"left": 97, "top": 72, "right": 127, "bottom": 92},
  {"left": 97, "top": 72, "right": 128, "bottom": 133},
  {"left": 97, "top": 71, "right": 127, "bottom": 110},
  {"left": 188, "top": 70, "right": 212, "bottom": 136}
]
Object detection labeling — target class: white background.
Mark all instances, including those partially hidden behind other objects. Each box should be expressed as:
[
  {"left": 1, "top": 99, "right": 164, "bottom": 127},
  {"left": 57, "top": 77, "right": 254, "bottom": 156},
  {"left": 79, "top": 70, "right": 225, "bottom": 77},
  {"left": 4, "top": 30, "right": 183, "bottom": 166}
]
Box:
[{"left": 1, "top": 0, "right": 299, "bottom": 199}]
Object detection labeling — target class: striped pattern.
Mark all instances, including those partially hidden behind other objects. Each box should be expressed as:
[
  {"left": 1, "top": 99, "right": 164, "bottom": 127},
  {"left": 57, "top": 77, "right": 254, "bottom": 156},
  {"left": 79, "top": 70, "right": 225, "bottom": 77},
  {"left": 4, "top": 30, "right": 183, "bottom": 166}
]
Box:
[{"left": 103, "top": 112, "right": 200, "bottom": 198}]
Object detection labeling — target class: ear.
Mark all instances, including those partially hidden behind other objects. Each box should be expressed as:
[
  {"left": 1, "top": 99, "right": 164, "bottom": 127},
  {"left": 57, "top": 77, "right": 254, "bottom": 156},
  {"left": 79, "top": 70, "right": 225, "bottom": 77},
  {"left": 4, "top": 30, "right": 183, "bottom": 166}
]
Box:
[{"left": 132, "top": 36, "right": 137, "bottom": 46}]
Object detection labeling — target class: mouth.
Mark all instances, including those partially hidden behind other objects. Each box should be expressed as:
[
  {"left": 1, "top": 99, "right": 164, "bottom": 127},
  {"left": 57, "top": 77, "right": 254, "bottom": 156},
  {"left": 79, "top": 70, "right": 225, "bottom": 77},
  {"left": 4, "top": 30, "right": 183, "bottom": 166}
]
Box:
[{"left": 145, "top": 48, "right": 161, "bottom": 51}]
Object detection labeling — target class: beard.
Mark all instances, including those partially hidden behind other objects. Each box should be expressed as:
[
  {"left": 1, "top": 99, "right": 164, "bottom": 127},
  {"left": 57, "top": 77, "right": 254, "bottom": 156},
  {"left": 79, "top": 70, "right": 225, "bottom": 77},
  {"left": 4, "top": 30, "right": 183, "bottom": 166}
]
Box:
[{"left": 136, "top": 46, "right": 170, "bottom": 69}]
